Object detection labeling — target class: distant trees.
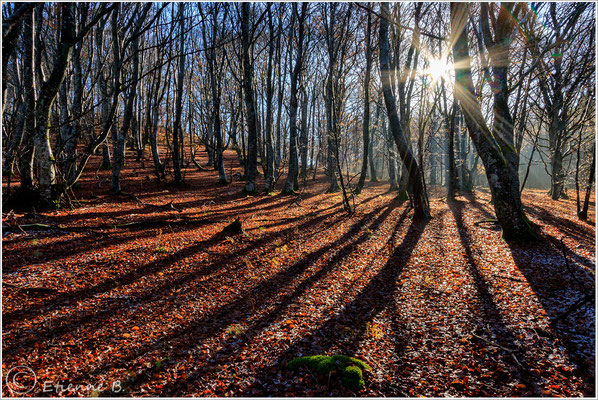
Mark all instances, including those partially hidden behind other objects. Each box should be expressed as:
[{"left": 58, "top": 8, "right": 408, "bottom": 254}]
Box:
[
  {"left": 526, "top": 3, "right": 595, "bottom": 200},
  {"left": 1, "top": 2, "right": 594, "bottom": 232}
]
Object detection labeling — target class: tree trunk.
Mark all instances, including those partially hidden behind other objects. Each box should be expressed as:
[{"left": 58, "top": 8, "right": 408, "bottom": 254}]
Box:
[
  {"left": 263, "top": 7, "right": 276, "bottom": 192},
  {"left": 450, "top": 2, "right": 536, "bottom": 241},
  {"left": 241, "top": 3, "right": 258, "bottom": 193},
  {"left": 283, "top": 3, "right": 308, "bottom": 194},
  {"left": 369, "top": 103, "right": 380, "bottom": 182},
  {"left": 33, "top": 3, "right": 76, "bottom": 204},
  {"left": 171, "top": 3, "right": 185, "bottom": 185},
  {"left": 579, "top": 146, "right": 595, "bottom": 221},
  {"left": 19, "top": 6, "right": 35, "bottom": 192},
  {"left": 356, "top": 9, "right": 372, "bottom": 194},
  {"left": 299, "top": 87, "right": 309, "bottom": 182},
  {"left": 379, "top": 3, "right": 429, "bottom": 219},
  {"left": 111, "top": 5, "right": 143, "bottom": 193}
]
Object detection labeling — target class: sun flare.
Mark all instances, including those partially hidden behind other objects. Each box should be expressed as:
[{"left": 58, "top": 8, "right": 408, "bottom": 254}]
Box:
[{"left": 424, "top": 57, "right": 453, "bottom": 82}]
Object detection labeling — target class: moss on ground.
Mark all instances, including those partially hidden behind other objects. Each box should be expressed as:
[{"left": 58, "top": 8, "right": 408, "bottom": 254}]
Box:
[{"left": 287, "top": 354, "right": 371, "bottom": 391}]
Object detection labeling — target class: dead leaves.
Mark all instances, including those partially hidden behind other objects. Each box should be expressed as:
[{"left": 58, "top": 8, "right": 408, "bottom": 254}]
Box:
[{"left": 1, "top": 150, "right": 594, "bottom": 397}]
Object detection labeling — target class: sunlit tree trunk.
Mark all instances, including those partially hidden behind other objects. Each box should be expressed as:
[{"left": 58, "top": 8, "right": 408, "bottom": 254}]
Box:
[
  {"left": 450, "top": 2, "right": 536, "bottom": 241},
  {"left": 33, "top": 3, "right": 76, "bottom": 204},
  {"left": 379, "top": 3, "right": 429, "bottom": 218},
  {"left": 171, "top": 2, "right": 185, "bottom": 184},
  {"left": 356, "top": 8, "right": 372, "bottom": 194}
]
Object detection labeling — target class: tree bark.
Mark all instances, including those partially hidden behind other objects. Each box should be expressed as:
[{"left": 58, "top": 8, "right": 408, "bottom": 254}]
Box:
[
  {"left": 264, "top": 6, "right": 276, "bottom": 192},
  {"left": 379, "top": 3, "right": 430, "bottom": 219},
  {"left": 579, "top": 146, "right": 595, "bottom": 221},
  {"left": 172, "top": 3, "right": 185, "bottom": 184},
  {"left": 241, "top": 3, "right": 259, "bottom": 193},
  {"left": 450, "top": 2, "right": 536, "bottom": 241},
  {"left": 356, "top": 8, "right": 373, "bottom": 194},
  {"left": 33, "top": 3, "right": 76, "bottom": 204},
  {"left": 283, "top": 3, "right": 308, "bottom": 194}
]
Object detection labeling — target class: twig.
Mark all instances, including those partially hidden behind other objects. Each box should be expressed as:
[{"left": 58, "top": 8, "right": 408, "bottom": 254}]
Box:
[
  {"left": 549, "top": 292, "right": 595, "bottom": 328},
  {"left": 559, "top": 237, "right": 587, "bottom": 293},
  {"left": 471, "top": 329, "right": 523, "bottom": 369}
]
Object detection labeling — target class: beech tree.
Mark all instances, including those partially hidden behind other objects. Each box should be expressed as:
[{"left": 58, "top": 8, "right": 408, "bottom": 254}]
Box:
[
  {"left": 379, "top": 2, "right": 430, "bottom": 219},
  {"left": 450, "top": 2, "right": 536, "bottom": 241}
]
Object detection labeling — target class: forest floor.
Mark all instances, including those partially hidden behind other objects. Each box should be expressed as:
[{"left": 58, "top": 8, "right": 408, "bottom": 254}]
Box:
[{"left": 2, "top": 150, "right": 596, "bottom": 397}]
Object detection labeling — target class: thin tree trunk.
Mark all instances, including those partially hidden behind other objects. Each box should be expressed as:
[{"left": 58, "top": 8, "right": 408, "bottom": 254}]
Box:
[
  {"left": 283, "top": 3, "right": 307, "bottom": 194},
  {"left": 356, "top": 8, "right": 372, "bottom": 194},
  {"left": 171, "top": 3, "right": 185, "bottom": 184},
  {"left": 241, "top": 3, "right": 258, "bottom": 193},
  {"left": 579, "top": 146, "right": 595, "bottom": 221},
  {"left": 379, "top": 3, "right": 429, "bottom": 219},
  {"left": 264, "top": 6, "right": 276, "bottom": 192}
]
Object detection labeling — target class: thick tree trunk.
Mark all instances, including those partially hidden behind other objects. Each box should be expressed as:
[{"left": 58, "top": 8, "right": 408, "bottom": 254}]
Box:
[
  {"left": 61, "top": 41, "right": 83, "bottom": 183},
  {"left": 33, "top": 3, "right": 76, "bottom": 204},
  {"left": 324, "top": 4, "right": 340, "bottom": 193},
  {"left": 379, "top": 3, "right": 429, "bottom": 219},
  {"left": 550, "top": 147, "right": 566, "bottom": 200},
  {"left": 274, "top": 8, "right": 285, "bottom": 176},
  {"left": 450, "top": 2, "right": 536, "bottom": 241},
  {"left": 19, "top": 8, "right": 35, "bottom": 192}
]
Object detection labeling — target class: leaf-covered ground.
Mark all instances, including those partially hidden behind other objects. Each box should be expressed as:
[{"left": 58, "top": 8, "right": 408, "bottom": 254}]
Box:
[{"left": 2, "top": 151, "right": 595, "bottom": 397}]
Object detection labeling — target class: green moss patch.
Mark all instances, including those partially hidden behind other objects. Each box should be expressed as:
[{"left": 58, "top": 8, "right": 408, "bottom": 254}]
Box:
[{"left": 288, "top": 354, "right": 371, "bottom": 391}]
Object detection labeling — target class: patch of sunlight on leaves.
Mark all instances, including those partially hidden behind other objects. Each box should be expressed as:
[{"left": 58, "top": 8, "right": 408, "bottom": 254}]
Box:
[
  {"left": 275, "top": 244, "right": 288, "bottom": 254},
  {"left": 155, "top": 246, "right": 168, "bottom": 254},
  {"left": 225, "top": 323, "right": 246, "bottom": 339},
  {"left": 366, "top": 322, "right": 384, "bottom": 339}
]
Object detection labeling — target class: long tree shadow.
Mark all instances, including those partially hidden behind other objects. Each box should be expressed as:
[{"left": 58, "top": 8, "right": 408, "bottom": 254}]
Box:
[
  {"left": 507, "top": 232, "right": 595, "bottom": 395},
  {"left": 524, "top": 205, "right": 595, "bottom": 244},
  {"left": 4, "top": 189, "right": 381, "bottom": 269},
  {"left": 2, "top": 202, "right": 345, "bottom": 332},
  {"left": 153, "top": 199, "right": 410, "bottom": 395},
  {"left": 448, "top": 198, "right": 544, "bottom": 395},
  {"left": 455, "top": 194, "right": 595, "bottom": 395},
  {"left": 55, "top": 201, "right": 401, "bottom": 392},
  {"left": 239, "top": 213, "right": 425, "bottom": 396},
  {"left": 6, "top": 200, "right": 402, "bottom": 395}
]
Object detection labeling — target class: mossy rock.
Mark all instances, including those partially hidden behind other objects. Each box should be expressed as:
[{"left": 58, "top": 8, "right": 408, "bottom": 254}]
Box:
[{"left": 288, "top": 355, "right": 371, "bottom": 391}]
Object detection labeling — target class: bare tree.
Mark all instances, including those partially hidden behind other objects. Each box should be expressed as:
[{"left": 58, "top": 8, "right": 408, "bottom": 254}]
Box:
[
  {"left": 379, "top": 3, "right": 430, "bottom": 219},
  {"left": 450, "top": 2, "right": 536, "bottom": 241}
]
